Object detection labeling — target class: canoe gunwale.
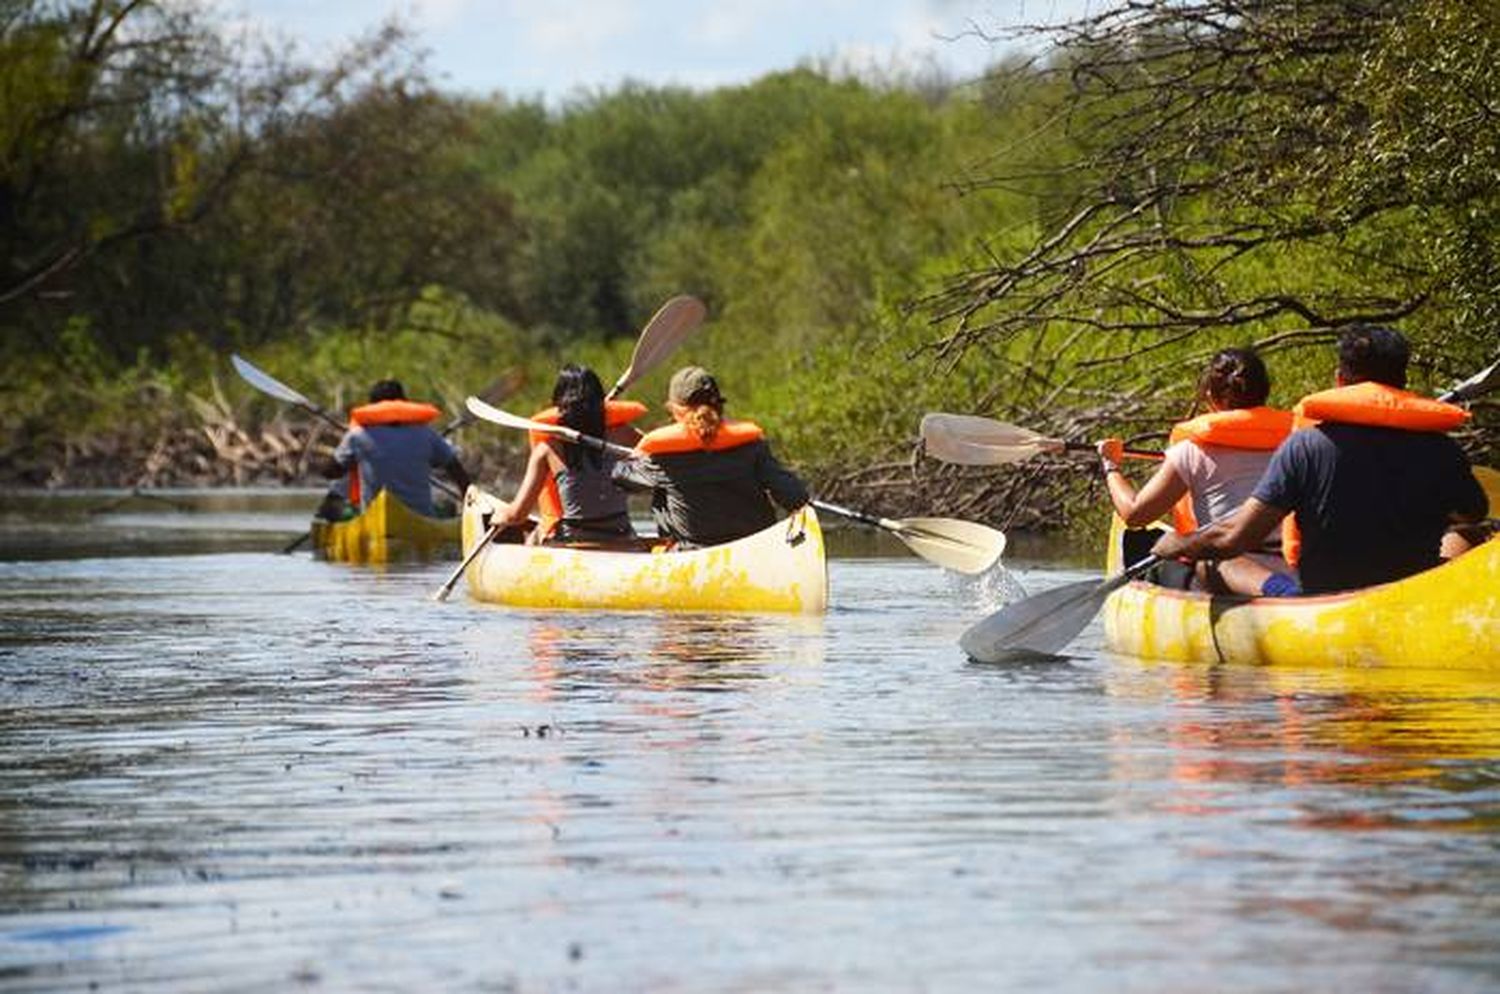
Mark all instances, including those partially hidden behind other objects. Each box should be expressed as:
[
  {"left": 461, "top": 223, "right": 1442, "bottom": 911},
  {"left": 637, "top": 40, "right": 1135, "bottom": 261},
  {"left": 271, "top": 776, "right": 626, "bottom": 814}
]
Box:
[
  {"left": 460, "top": 486, "right": 828, "bottom": 614},
  {"left": 1102, "top": 515, "right": 1499, "bottom": 670}
]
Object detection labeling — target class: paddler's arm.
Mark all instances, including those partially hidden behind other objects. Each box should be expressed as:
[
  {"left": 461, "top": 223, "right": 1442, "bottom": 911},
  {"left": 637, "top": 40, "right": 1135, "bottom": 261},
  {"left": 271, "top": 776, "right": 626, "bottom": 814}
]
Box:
[
  {"left": 1151, "top": 498, "right": 1286, "bottom": 562},
  {"left": 753, "top": 441, "right": 809, "bottom": 511},
  {"left": 318, "top": 431, "right": 359, "bottom": 479},
  {"left": 443, "top": 456, "right": 472, "bottom": 494},
  {"left": 1449, "top": 463, "right": 1487, "bottom": 523},
  {"left": 428, "top": 431, "right": 471, "bottom": 492},
  {"left": 1098, "top": 438, "right": 1188, "bottom": 528},
  {"left": 1439, "top": 463, "right": 1491, "bottom": 557},
  {"left": 609, "top": 452, "right": 661, "bottom": 494},
  {"left": 497, "top": 443, "right": 557, "bottom": 526}
]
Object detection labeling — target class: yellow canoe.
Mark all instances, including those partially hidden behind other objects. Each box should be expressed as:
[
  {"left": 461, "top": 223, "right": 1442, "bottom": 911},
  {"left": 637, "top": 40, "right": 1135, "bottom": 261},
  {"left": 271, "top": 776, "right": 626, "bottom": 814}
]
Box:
[
  {"left": 1102, "top": 468, "right": 1500, "bottom": 670},
  {"left": 459, "top": 487, "right": 828, "bottom": 614},
  {"left": 310, "top": 488, "right": 459, "bottom": 564}
]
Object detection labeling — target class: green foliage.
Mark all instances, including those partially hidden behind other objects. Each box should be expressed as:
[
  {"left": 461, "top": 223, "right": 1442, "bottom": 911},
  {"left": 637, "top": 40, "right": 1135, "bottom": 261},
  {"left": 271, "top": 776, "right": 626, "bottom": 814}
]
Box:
[{"left": 3, "top": 1, "right": 1493, "bottom": 515}]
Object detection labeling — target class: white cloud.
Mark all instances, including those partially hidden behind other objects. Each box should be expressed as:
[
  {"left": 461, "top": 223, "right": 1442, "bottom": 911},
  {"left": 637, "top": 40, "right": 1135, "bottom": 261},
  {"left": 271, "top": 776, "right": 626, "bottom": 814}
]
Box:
[
  {"left": 216, "top": 0, "right": 1089, "bottom": 100},
  {"left": 514, "top": 0, "right": 640, "bottom": 56},
  {"left": 400, "top": 0, "right": 479, "bottom": 30}
]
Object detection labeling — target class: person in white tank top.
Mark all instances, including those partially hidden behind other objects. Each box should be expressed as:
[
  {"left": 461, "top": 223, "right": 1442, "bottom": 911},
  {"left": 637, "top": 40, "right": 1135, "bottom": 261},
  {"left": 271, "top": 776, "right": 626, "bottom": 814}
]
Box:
[{"left": 1096, "top": 347, "right": 1300, "bottom": 597}]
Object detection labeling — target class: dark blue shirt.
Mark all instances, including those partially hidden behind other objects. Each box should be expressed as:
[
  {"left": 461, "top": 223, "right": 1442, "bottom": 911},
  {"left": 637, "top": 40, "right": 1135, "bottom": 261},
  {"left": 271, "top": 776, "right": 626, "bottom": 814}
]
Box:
[
  {"left": 334, "top": 424, "right": 457, "bottom": 516},
  {"left": 1252, "top": 424, "right": 1486, "bottom": 594}
]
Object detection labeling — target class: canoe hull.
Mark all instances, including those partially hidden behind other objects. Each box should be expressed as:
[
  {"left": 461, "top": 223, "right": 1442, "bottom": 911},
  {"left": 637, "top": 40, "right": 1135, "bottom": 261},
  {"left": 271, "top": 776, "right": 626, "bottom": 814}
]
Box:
[
  {"left": 460, "top": 488, "right": 828, "bottom": 614},
  {"left": 1102, "top": 515, "right": 1500, "bottom": 671},
  {"left": 310, "top": 489, "right": 459, "bottom": 564}
]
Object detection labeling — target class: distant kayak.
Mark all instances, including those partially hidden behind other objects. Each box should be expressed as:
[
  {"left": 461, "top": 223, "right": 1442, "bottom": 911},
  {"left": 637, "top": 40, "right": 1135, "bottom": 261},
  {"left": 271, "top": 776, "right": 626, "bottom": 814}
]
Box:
[
  {"left": 310, "top": 488, "right": 459, "bottom": 564},
  {"left": 1102, "top": 471, "right": 1500, "bottom": 670},
  {"left": 459, "top": 487, "right": 828, "bottom": 614}
]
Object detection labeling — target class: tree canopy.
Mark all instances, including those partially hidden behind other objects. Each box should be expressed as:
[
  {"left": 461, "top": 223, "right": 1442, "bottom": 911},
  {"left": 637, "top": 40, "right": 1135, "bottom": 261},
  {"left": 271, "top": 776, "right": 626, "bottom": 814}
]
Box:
[{"left": 2, "top": 0, "right": 1493, "bottom": 533}]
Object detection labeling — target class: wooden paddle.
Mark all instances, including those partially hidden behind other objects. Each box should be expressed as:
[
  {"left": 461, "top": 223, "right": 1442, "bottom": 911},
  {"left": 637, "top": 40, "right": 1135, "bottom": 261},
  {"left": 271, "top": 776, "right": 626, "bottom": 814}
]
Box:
[
  {"left": 439, "top": 368, "right": 526, "bottom": 436},
  {"left": 929, "top": 357, "right": 1496, "bottom": 464},
  {"left": 433, "top": 522, "right": 504, "bottom": 602},
  {"left": 465, "top": 398, "right": 634, "bottom": 455},
  {"left": 1437, "top": 358, "right": 1499, "bottom": 403},
  {"left": 959, "top": 358, "right": 1500, "bottom": 662},
  {"left": 464, "top": 402, "right": 1006, "bottom": 574},
  {"left": 920, "top": 413, "right": 1162, "bottom": 467},
  {"left": 606, "top": 295, "right": 707, "bottom": 400},
  {"left": 809, "top": 500, "right": 1006, "bottom": 575},
  {"left": 230, "top": 353, "right": 347, "bottom": 431},
  {"left": 960, "top": 554, "right": 1160, "bottom": 662}
]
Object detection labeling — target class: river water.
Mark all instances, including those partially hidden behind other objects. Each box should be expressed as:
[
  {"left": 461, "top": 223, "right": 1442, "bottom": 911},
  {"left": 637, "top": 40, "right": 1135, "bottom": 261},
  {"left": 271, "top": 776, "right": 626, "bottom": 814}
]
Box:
[{"left": 2, "top": 493, "right": 1498, "bottom": 992}]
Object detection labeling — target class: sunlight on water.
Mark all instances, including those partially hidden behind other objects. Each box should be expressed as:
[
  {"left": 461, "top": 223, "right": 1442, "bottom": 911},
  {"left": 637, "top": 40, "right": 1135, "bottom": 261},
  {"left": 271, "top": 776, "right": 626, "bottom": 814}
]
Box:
[
  {"left": 1, "top": 494, "right": 1497, "bottom": 991},
  {"left": 951, "top": 561, "right": 1031, "bottom": 614}
]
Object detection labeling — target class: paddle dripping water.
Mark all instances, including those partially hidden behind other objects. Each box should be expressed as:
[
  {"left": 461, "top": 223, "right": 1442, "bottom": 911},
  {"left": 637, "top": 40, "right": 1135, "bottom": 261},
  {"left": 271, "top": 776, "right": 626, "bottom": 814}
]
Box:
[{"left": 2, "top": 495, "right": 1499, "bottom": 992}]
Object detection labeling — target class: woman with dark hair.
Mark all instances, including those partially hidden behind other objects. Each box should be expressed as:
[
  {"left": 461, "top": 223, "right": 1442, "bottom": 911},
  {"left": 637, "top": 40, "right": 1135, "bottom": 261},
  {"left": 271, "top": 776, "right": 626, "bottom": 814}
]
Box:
[
  {"left": 491, "top": 365, "right": 641, "bottom": 544},
  {"left": 1097, "top": 347, "right": 1298, "bottom": 596}
]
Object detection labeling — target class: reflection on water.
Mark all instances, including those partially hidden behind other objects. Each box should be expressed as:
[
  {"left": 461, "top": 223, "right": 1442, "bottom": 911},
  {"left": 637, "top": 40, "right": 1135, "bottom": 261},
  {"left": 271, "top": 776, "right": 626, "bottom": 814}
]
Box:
[
  {"left": 0, "top": 495, "right": 1497, "bottom": 991},
  {"left": 1105, "top": 662, "right": 1500, "bottom": 828},
  {"left": 0, "top": 488, "right": 317, "bottom": 560}
]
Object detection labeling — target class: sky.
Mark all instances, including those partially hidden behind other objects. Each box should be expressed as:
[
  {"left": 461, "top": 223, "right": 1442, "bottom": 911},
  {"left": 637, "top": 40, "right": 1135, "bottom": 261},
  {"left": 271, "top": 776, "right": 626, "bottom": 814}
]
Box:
[{"left": 216, "top": 0, "right": 1101, "bottom": 103}]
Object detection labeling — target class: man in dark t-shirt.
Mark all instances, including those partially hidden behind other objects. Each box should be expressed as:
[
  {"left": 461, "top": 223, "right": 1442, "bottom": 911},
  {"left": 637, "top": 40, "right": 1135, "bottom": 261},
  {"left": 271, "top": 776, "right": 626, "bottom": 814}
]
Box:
[
  {"left": 1152, "top": 327, "right": 1487, "bottom": 594},
  {"left": 1249, "top": 423, "right": 1482, "bottom": 593}
]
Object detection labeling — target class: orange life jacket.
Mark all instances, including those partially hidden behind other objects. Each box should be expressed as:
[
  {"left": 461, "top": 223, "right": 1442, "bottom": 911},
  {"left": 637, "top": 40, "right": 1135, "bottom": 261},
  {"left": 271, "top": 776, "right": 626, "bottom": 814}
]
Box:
[
  {"left": 1165, "top": 407, "right": 1293, "bottom": 533},
  {"left": 1291, "top": 381, "right": 1470, "bottom": 432},
  {"left": 528, "top": 400, "right": 648, "bottom": 535},
  {"left": 349, "top": 399, "right": 441, "bottom": 426},
  {"left": 635, "top": 419, "right": 765, "bottom": 455},
  {"left": 1281, "top": 382, "right": 1470, "bottom": 565},
  {"left": 344, "top": 400, "right": 442, "bottom": 505}
]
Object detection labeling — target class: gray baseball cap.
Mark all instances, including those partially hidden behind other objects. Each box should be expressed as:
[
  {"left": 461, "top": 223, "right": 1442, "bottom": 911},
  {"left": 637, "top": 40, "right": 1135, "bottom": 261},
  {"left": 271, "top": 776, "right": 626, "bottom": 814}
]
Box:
[{"left": 667, "top": 366, "right": 722, "bottom": 405}]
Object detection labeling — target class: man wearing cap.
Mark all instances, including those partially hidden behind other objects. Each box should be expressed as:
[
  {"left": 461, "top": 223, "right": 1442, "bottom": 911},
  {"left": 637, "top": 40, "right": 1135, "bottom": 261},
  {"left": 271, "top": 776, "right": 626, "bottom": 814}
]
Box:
[{"left": 612, "top": 366, "right": 808, "bottom": 546}]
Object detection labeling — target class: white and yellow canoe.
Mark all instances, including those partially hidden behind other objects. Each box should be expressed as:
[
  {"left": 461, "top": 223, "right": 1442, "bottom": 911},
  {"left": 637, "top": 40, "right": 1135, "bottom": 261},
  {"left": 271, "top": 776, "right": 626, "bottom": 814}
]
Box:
[
  {"left": 459, "top": 487, "right": 828, "bottom": 614},
  {"left": 1101, "top": 466, "right": 1500, "bottom": 670},
  {"left": 310, "top": 488, "right": 459, "bottom": 564}
]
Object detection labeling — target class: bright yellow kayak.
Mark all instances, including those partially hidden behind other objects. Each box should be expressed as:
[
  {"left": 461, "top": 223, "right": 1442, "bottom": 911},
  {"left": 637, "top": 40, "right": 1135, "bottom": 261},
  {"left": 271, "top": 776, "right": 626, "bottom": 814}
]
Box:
[
  {"left": 459, "top": 487, "right": 828, "bottom": 614},
  {"left": 1102, "top": 470, "right": 1500, "bottom": 670},
  {"left": 310, "top": 488, "right": 459, "bottom": 564}
]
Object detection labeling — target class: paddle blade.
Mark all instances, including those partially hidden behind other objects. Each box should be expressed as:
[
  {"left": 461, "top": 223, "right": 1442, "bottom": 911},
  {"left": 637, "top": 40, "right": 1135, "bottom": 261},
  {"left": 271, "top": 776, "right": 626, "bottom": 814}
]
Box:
[
  {"left": 464, "top": 396, "right": 537, "bottom": 433},
  {"left": 960, "top": 573, "right": 1129, "bottom": 661},
  {"left": 1439, "top": 360, "right": 1500, "bottom": 404},
  {"left": 464, "top": 397, "right": 635, "bottom": 456},
  {"left": 894, "top": 517, "right": 1006, "bottom": 574},
  {"left": 610, "top": 295, "right": 707, "bottom": 397},
  {"left": 442, "top": 368, "right": 526, "bottom": 436},
  {"left": 230, "top": 353, "right": 316, "bottom": 408},
  {"left": 920, "top": 413, "right": 1059, "bottom": 466}
]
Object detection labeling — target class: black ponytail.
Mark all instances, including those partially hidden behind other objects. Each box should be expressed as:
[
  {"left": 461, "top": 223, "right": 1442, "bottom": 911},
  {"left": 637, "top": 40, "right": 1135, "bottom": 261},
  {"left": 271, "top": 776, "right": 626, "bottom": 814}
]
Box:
[{"left": 551, "top": 365, "right": 606, "bottom": 470}]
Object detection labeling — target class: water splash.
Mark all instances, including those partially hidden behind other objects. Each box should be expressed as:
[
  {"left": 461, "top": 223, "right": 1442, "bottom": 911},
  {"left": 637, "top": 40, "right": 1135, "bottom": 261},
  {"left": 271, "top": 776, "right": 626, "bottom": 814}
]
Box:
[{"left": 950, "top": 561, "right": 1028, "bottom": 614}]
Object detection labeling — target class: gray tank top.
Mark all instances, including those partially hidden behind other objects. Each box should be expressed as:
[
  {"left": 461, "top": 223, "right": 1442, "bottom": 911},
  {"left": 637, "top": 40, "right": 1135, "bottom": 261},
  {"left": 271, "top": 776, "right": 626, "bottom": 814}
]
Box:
[{"left": 555, "top": 453, "right": 630, "bottom": 524}]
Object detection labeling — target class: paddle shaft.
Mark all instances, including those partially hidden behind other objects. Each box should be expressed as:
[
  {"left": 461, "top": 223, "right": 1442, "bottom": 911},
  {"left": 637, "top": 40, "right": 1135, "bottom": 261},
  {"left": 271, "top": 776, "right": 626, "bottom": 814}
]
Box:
[
  {"left": 810, "top": 500, "right": 901, "bottom": 533},
  {"left": 1438, "top": 359, "right": 1499, "bottom": 404},
  {"left": 433, "top": 522, "right": 503, "bottom": 601},
  {"left": 920, "top": 413, "right": 1162, "bottom": 466},
  {"left": 1060, "top": 440, "right": 1160, "bottom": 459}
]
